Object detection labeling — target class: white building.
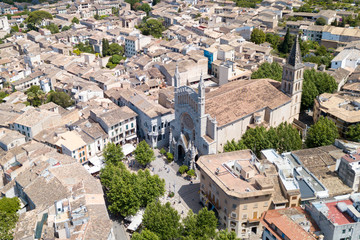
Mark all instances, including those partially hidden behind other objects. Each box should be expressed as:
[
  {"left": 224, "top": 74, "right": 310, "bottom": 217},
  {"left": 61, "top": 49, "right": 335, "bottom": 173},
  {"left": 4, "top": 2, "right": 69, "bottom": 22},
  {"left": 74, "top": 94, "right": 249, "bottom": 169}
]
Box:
[
  {"left": 331, "top": 48, "right": 360, "bottom": 70},
  {"left": 125, "top": 34, "right": 152, "bottom": 58}
]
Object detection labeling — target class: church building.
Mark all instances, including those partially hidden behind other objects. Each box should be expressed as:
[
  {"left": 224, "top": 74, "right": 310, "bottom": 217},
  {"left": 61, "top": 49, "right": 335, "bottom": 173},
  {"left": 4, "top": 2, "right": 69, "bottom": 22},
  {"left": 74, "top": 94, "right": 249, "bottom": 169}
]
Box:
[{"left": 169, "top": 36, "right": 304, "bottom": 166}]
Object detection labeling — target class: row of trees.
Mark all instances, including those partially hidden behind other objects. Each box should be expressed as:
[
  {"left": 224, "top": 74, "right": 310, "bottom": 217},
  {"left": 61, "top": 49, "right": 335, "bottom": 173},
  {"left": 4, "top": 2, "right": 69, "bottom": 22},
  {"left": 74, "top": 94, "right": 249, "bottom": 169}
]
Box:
[
  {"left": 100, "top": 142, "right": 163, "bottom": 216},
  {"left": 224, "top": 122, "right": 302, "bottom": 157},
  {"left": 133, "top": 201, "right": 240, "bottom": 240},
  {"left": 224, "top": 116, "right": 340, "bottom": 154},
  {"left": 25, "top": 85, "right": 74, "bottom": 108}
]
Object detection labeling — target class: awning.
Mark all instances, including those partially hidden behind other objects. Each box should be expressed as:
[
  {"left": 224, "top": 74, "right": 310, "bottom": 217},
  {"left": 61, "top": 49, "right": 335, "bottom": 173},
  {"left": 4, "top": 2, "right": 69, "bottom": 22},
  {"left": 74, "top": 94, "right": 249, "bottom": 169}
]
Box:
[
  {"left": 126, "top": 134, "right": 137, "bottom": 141},
  {"left": 126, "top": 209, "right": 145, "bottom": 232},
  {"left": 123, "top": 144, "right": 135, "bottom": 156}
]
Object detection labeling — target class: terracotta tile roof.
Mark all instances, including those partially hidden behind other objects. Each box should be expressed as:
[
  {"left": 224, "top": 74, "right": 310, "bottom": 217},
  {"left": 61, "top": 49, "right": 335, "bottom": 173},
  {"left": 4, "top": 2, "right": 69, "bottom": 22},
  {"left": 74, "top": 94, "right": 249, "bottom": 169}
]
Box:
[
  {"left": 205, "top": 79, "right": 291, "bottom": 126},
  {"left": 261, "top": 207, "right": 318, "bottom": 240}
]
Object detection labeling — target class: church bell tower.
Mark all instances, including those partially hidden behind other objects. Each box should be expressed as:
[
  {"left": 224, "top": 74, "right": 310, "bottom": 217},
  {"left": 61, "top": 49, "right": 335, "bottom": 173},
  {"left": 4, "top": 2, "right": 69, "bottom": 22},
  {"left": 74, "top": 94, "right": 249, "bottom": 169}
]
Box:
[{"left": 281, "top": 35, "right": 304, "bottom": 121}]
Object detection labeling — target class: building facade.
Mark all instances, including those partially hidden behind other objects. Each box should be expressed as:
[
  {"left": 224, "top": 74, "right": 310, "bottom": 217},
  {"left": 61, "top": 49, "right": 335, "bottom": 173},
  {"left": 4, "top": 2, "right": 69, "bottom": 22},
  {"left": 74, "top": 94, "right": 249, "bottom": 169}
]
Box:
[{"left": 170, "top": 36, "right": 304, "bottom": 165}]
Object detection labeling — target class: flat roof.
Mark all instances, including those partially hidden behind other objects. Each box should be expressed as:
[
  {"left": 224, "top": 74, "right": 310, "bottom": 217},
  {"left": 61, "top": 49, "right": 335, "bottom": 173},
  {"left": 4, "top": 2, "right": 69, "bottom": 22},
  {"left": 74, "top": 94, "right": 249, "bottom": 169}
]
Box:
[{"left": 325, "top": 200, "right": 355, "bottom": 225}]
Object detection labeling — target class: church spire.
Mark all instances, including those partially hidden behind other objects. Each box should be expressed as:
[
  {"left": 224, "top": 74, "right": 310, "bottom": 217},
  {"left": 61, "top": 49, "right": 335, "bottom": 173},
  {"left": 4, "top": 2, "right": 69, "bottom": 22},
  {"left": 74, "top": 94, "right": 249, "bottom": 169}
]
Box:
[
  {"left": 286, "top": 35, "right": 304, "bottom": 69},
  {"left": 174, "top": 63, "right": 180, "bottom": 88}
]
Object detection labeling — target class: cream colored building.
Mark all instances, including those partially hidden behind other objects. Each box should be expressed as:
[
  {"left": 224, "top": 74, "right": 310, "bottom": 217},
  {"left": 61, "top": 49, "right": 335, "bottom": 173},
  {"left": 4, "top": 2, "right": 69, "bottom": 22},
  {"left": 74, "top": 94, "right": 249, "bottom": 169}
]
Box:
[
  {"left": 198, "top": 150, "right": 274, "bottom": 238},
  {"left": 313, "top": 92, "right": 360, "bottom": 135}
]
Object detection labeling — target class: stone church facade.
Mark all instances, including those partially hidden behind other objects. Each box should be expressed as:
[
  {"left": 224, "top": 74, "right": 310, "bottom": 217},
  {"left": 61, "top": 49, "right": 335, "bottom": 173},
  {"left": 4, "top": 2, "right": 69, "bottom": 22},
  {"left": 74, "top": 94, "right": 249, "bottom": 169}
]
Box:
[{"left": 169, "top": 37, "right": 304, "bottom": 166}]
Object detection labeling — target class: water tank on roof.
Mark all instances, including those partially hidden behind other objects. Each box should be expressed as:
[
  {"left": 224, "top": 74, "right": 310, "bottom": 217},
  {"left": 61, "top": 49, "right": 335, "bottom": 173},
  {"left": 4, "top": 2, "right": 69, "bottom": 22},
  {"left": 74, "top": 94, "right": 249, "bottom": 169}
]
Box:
[{"left": 337, "top": 202, "right": 348, "bottom": 213}]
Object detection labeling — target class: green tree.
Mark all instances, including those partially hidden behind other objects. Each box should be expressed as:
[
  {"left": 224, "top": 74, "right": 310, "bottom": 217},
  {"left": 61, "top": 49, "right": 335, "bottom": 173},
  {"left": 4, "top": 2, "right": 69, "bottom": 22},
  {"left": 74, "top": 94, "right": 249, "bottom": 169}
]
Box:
[
  {"left": 103, "top": 142, "right": 124, "bottom": 165},
  {"left": 223, "top": 139, "right": 247, "bottom": 152},
  {"left": 242, "top": 126, "right": 271, "bottom": 157},
  {"left": 251, "top": 62, "right": 283, "bottom": 81},
  {"left": 187, "top": 169, "right": 195, "bottom": 177},
  {"left": 132, "top": 229, "right": 160, "bottom": 240},
  {"left": 137, "top": 169, "right": 165, "bottom": 206},
  {"left": 306, "top": 116, "right": 339, "bottom": 148},
  {"left": 223, "top": 123, "right": 301, "bottom": 156},
  {"left": 103, "top": 164, "right": 141, "bottom": 216},
  {"left": 182, "top": 208, "right": 217, "bottom": 240},
  {"left": 138, "top": 3, "right": 151, "bottom": 15},
  {"left": 279, "top": 28, "right": 293, "bottom": 54},
  {"left": 178, "top": 165, "right": 188, "bottom": 174},
  {"left": 137, "top": 18, "right": 165, "bottom": 38},
  {"left": 265, "top": 33, "right": 280, "bottom": 49},
  {"left": 72, "top": 17, "right": 79, "bottom": 24},
  {"left": 25, "top": 85, "right": 45, "bottom": 107},
  {"left": 142, "top": 201, "right": 181, "bottom": 240},
  {"left": 315, "top": 17, "right": 327, "bottom": 26},
  {"left": 11, "top": 25, "right": 19, "bottom": 33},
  {"left": 304, "top": 69, "right": 337, "bottom": 95},
  {"left": 102, "top": 38, "right": 110, "bottom": 56},
  {"left": 215, "top": 230, "right": 241, "bottom": 240},
  {"left": 26, "top": 10, "right": 52, "bottom": 26},
  {"left": 108, "top": 43, "right": 124, "bottom": 56},
  {"left": 0, "top": 91, "right": 9, "bottom": 102},
  {"left": 46, "top": 91, "right": 74, "bottom": 108},
  {"left": 112, "top": 7, "right": 120, "bottom": 16},
  {"left": 250, "top": 28, "right": 266, "bottom": 44},
  {"left": 0, "top": 197, "right": 20, "bottom": 240},
  {"left": 61, "top": 25, "right": 71, "bottom": 31},
  {"left": 160, "top": 148, "right": 166, "bottom": 155},
  {"left": 134, "top": 140, "right": 155, "bottom": 167},
  {"left": 345, "top": 124, "right": 360, "bottom": 142},
  {"left": 94, "top": 14, "right": 100, "bottom": 20},
  {"left": 274, "top": 122, "right": 302, "bottom": 153},
  {"left": 166, "top": 152, "right": 173, "bottom": 162},
  {"left": 301, "top": 78, "right": 319, "bottom": 110},
  {"left": 45, "top": 23, "right": 59, "bottom": 34}
]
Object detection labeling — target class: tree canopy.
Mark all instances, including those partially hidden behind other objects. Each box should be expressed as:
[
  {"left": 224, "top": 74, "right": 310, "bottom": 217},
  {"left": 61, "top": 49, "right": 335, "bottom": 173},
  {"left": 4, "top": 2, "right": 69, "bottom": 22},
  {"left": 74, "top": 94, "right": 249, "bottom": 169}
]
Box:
[
  {"left": 315, "top": 17, "right": 327, "bottom": 26},
  {"left": 305, "top": 116, "right": 339, "bottom": 148},
  {"left": 108, "top": 43, "right": 124, "bottom": 56},
  {"left": 134, "top": 140, "right": 155, "bottom": 167},
  {"left": 251, "top": 62, "right": 283, "bottom": 81},
  {"left": 46, "top": 91, "right": 74, "bottom": 108},
  {"left": 301, "top": 69, "right": 337, "bottom": 110},
  {"left": 0, "top": 197, "right": 20, "bottom": 240},
  {"left": 345, "top": 124, "right": 360, "bottom": 142},
  {"left": 72, "top": 17, "right": 79, "bottom": 24},
  {"left": 100, "top": 162, "right": 165, "bottom": 217},
  {"left": 142, "top": 201, "right": 182, "bottom": 240},
  {"left": 182, "top": 208, "right": 218, "bottom": 240},
  {"left": 132, "top": 229, "right": 160, "bottom": 240},
  {"left": 103, "top": 142, "right": 124, "bottom": 166},
  {"left": 45, "top": 23, "right": 59, "bottom": 34},
  {"left": 250, "top": 28, "right": 266, "bottom": 44},
  {"left": 25, "top": 85, "right": 46, "bottom": 107},
  {"left": 223, "top": 122, "right": 302, "bottom": 157},
  {"left": 215, "top": 230, "right": 241, "bottom": 240},
  {"left": 137, "top": 18, "right": 165, "bottom": 38},
  {"left": 137, "top": 3, "right": 151, "bottom": 15},
  {"left": 26, "top": 10, "right": 52, "bottom": 26},
  {"left": 278, "top": 28, "right": 293, "bottom": 54}
]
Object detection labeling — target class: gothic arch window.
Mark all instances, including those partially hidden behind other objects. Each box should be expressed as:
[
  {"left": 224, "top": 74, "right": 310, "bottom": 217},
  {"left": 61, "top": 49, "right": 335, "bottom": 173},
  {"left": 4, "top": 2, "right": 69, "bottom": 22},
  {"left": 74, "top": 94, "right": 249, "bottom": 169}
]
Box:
[
  {"left": 295, "top": 95, "right": 298, "bottom": 103},
  {"left": 285, "top": 70, "right": 288, "bottom": 76}
]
